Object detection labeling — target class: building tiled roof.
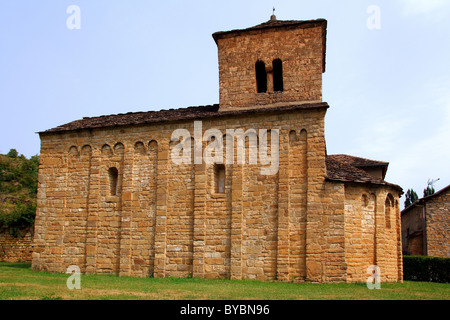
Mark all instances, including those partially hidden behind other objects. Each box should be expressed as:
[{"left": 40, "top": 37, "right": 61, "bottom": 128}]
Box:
[
  {"left": 40, "top": 102, "right": 329, "bottom": 134},
  {"left": 325, "top": 155, "right": 402, "bottom": 191},
  {"left": 327, "top": 154, "right": 389, "bottom": 180},
  {"left": 212, "top": 18, "right": 327, "bottom": 40},
  {"left": 327, "top": 154, "right": 388, "bottom": 168}
]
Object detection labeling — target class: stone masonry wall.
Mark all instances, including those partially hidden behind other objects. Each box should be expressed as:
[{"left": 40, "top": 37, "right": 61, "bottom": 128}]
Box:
[
  {"left": 401, "top": 205, "right": 424, "bottom": 256},
  {"left": 343, "top": 184, "right": 403, "bottom": 283},
  {"left": 426, "top": 188, "right": 449, "bottom": 258},
  {"left": 32, "top": 106, "right": 402, "bottom": 282},
  {"left": 216, "top": 24, "right": 324, "bottom": 111},
  {"left": 0, "top": 227, "right": 33, "bottom": 262},
  {"left": 31, "top": 107, "right": 353, "bottom": 282}
]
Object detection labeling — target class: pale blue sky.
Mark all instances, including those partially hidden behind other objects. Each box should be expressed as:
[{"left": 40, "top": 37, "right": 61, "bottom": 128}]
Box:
[{"left": 1, "top": 0, "right": 449, "bottom": 206}]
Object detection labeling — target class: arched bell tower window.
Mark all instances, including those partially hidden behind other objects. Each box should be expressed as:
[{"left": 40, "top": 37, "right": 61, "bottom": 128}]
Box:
[
  {"left": 273, "top": 59, "right": 284, "bottom": 92},
  {"left": 255, "top": 60, "right": 267, "bottom": 93}
]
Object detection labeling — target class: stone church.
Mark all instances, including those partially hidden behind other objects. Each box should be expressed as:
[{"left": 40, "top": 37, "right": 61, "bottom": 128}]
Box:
[{"left": 31, "top": 16, "right": 403, "bottom": 283}]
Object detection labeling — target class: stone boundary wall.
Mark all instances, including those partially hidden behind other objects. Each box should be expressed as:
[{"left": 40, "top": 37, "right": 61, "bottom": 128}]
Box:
[{"left": 0, "top": 227, "right": 33, "bottom": 262}]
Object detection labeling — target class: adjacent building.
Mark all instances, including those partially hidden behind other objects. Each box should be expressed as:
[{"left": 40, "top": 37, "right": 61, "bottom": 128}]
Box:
[{"left": 401, "top": 185, "right": 449, "bottom": 258}]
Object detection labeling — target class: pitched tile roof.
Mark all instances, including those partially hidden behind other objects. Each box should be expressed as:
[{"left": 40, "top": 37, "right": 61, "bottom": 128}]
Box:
[
  {"left": 40, "top": 102, "right": 329, "bottom": 134},
  {"left": 212, "top": 18, "right": 327, "bottom": 41},
  {"left": 326, "top": 155, "right": 402, "bottom": 191},
  {"left": 327, "top": 154, "right": 388, "bottom": 168}
]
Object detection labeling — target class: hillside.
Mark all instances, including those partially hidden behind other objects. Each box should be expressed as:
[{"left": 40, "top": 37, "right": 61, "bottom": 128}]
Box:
[{"left": 0, "top": 149, "right": 39, "bottom": 233}]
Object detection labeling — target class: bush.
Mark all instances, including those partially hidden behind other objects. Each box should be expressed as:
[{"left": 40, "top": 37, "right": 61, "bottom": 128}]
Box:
[
  {"left": 403, "top": 256, "right": 450, "bottom": 283},
  {"left": 0, "top": 202, "right": 36, "bottom": 236},
  {"left": 0, "top": 151, "right": 38, "bottom": 234},
  {"left": 0, "top": 153, "right": 39, "bottom": 195}
]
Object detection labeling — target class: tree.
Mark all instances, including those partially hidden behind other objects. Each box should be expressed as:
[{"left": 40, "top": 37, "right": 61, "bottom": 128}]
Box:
[
  {"left": 0, "top": 150, "right": 39, "bottom": 232},
  {"left": 423, "top": 186, "right": 435, "bottom": 197},
  {"left": 404, "top": 189, "right": 419, "bottom": 208},
  {"left": 7, "top": 149, "right": 18, "bottom": 158}
]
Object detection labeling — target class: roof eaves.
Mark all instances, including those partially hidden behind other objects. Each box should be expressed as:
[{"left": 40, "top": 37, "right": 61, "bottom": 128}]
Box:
[
  {"left": 212, "top": 18, "right": 327, "bottom": 42},
  {"left": 325, "top": 156, "right": 402, "bottom": 192},
  {"left": 39, "top": 102, "right": 330, "bottom": 135}
]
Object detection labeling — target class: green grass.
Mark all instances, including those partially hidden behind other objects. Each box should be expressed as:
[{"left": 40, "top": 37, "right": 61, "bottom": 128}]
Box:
[{"left": 0, "top": 262, "right": 449, "bottom": 300}]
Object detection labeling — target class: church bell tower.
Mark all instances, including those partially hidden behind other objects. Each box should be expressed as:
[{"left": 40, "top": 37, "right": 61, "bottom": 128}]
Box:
[{"left": 212, "top": 14, "right": 327, "bottom": 111}]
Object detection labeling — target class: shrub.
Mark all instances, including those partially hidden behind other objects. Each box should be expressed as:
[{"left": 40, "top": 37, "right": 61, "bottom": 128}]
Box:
[
  {"left": 0, "top": 202, "right": 36, "bottom": 236},
  {"left": 403, "top": 256, "right": 450, "bottom": 283},
  {"left": 0, "top": 151, "right": 38, "bottom": 235}
]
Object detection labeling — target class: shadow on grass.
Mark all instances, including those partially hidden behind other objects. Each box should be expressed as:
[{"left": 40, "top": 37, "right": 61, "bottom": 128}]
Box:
[{"left": 0, "top": 262, "right": 31, "bottom": 269}]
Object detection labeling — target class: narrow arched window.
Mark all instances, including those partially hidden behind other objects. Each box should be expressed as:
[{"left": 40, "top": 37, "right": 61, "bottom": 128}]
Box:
[
  {"left": 255, "top": 60, "right": 267, "bottom": 93},
  {"left": 361, "top": 194, "right": 368, "bottom": 207},
  {"left": 273, "top": 59, "right": 284, "bottom": 92},
  {"left": 289, "top": 130, "right": 297, "bottom": 144},
  {"left": 385, "top": 195, "right": 393, "bottom": 229},
  {"left": 214, "top": 164, "right": 225, "bottom": 194},
  {"left": 108, "top": 167, "right": 119, "bottom": 196}
]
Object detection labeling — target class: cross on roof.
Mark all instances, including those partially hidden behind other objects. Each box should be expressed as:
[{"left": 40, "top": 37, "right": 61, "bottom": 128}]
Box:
[{"left": 271, "top": 7, "right": 277, "bottom": 21}]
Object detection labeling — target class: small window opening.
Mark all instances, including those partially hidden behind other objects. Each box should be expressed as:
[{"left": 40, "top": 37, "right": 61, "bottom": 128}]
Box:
[
  {"left": 273, "top": 59, "right": 283, "bottom": 92},
  {"left": 108, "top": 167, "right": 119, "bottom": 196},
  {"left": 255, "top": 60, "right": 267, "bottom": 93},
  {"left": 385, "top": 196, "right": 392, "bottom": 229},
  {"left": 362, "top": 194, "right": 368, "bottom": 207},
  {"left": 289, "top": 130, "right": 297, "bottom": 144},
  {"left": 214, "top": 164, "right": 225, "bottom": 194}
]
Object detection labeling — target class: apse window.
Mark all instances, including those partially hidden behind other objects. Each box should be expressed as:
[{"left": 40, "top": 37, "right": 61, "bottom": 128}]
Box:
[
  {"left": 385, "top": 195, "right": 393, "bottom": 229},
  {"left": 108, "top": 167, "right": 119, "bottom": 196},
  {"left": 273, "top": 59, "right": 284, "bottom": 92},
  {"left": 255, "top": 60, "right": 267, "bottom": 93},
  {"left": 214, "top": 164, "right": 225, "bottom": 194}
]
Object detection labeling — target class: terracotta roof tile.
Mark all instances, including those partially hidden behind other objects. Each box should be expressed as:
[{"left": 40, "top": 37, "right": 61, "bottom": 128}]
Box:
[
  {"left": 326, "top": 155, "right": 402, "bottom": 191},
  {"left": 41, "top": 102, "right": 329, "bottom": 134},
  {"left": 327, "top": 154, "right": 388, "bottom": 168},
  {"left": 212, "top": 18, "right": 327, "bottom": 41}
]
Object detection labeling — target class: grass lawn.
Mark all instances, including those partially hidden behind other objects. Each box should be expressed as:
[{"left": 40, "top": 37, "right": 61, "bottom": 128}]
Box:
[{"left": 0, "top": 262, "right": 449, "bottom": 300}]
